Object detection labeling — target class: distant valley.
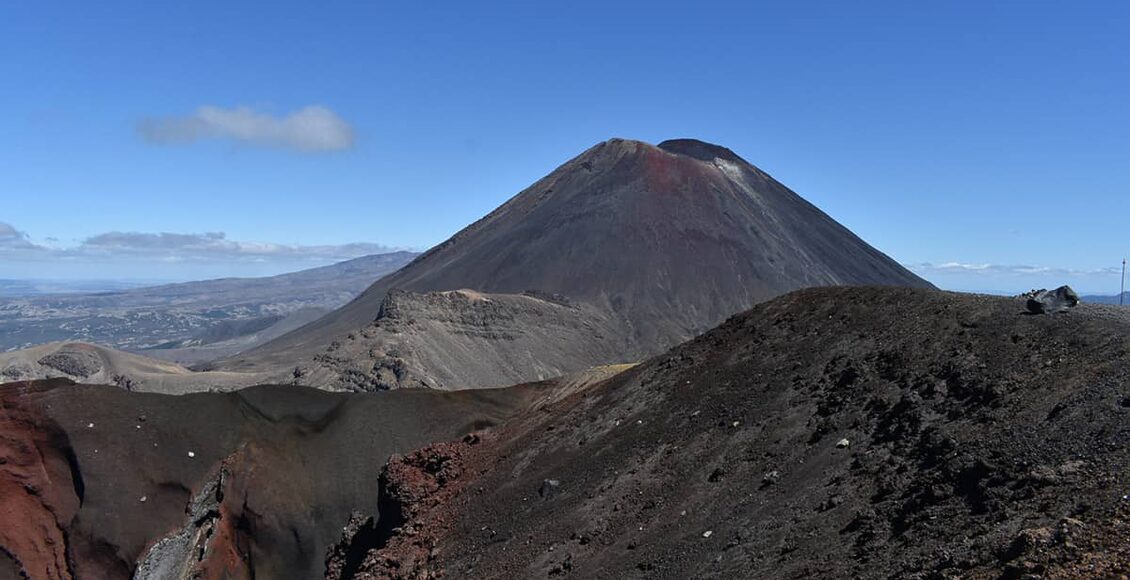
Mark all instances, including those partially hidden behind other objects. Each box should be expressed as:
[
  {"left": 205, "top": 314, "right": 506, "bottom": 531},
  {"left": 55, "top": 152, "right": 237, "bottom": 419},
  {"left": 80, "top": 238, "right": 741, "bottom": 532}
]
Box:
[
  {"left": 0, "top": 251, "right": 417, "bottom": 363},
  {"left": 0, "top": 279, "right": 159, "bottom": 297}
]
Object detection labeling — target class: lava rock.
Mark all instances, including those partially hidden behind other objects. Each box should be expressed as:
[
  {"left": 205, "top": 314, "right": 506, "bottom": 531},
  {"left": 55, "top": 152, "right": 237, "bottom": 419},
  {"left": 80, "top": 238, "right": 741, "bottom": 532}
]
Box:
[
  {"left": 1024, "top": 286, "right": 1080, "bottom": 314},
  {"left": 36, "top": 348, "right": 103, "bottom": 378},
  {"left": 540, "top": 479, "right": 560, "bottom": 499}
]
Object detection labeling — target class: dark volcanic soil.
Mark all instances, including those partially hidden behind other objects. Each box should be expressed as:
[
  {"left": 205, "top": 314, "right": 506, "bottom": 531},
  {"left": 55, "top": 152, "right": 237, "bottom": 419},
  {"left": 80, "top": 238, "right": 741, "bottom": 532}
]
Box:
[
  {"left": 345, "top": 287, "right": 1130, "bottom": 579},
  {"left": 0, "top": 379, "right": 553, "bottom": 579}
]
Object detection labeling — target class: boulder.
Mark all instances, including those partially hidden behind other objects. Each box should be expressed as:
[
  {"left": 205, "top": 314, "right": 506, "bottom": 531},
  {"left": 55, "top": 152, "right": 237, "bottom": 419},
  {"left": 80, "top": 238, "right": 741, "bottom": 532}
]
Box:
[
  {"left": 36, "top": 347, "right": 104, "bottom": 378},
  {"left": 1025, "top": 286, "right": 1080, "bottom": 314}
]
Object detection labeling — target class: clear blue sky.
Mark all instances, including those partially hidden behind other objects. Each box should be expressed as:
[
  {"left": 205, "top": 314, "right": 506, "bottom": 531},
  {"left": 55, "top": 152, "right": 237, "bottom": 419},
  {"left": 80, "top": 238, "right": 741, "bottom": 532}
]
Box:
[{"left": 1, "top": 1, "right": 1128, "bottom": 293}]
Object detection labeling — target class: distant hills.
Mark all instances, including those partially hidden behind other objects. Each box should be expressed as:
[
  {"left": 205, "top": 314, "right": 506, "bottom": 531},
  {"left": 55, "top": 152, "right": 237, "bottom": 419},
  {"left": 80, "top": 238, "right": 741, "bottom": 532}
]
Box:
[
  {"left": 0, "top": 341, "right": 261, "bottom": 393},
  {"left": 1082, "top": 292, "right": 1129, "bottom": 305},
  {"left": 218, "top": 138, "right": 932, "bottom": 389},
  {"left": 0, "top": 251, "right": 417, "bottom": 362}
]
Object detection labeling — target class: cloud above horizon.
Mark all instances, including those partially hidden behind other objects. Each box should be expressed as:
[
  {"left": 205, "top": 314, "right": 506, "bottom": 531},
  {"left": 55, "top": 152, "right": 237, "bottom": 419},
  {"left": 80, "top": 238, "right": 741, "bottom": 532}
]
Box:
[
  {"left": 907, "top": 261, "right": 1122, "bottom": 277},
  {"left": 0, "top": 221, "right": 398, "bottom": 265},
  {"left": 0, "top": 222, "right": 39, "bottom": 250},
  {"left": 906, "top": 261, "right": 1127, "bottom": 294},
  {"left": 138, "top": 105, "right": 355, "bottom": 152}
]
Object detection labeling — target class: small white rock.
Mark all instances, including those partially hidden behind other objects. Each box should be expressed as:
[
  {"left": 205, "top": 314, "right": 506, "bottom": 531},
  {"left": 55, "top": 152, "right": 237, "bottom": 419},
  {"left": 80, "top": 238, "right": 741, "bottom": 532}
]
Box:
[
  {"left": 187, "top": 451, "right": 195, "bottom": 458},
  {"left": 836, "top": 438, "right": 851, "bottom": 449},
  {"left": 139, "top": 496, "right": 147, "bottom": 502},
  {"left": 732, "top": 421, "right": 740, "bottom": 427},
  {"left": 87, "top": 422, "right": 94, "bottom": 428},
  {"left": 702, "top": 530, "right": 713, "bottom": 538}
]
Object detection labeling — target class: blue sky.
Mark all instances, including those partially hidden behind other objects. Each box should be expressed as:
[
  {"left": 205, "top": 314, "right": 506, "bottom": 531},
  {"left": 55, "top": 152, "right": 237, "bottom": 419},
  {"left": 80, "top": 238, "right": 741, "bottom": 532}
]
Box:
[{"left": 1, "top": 1, "right": 1128, "bottom": 293}]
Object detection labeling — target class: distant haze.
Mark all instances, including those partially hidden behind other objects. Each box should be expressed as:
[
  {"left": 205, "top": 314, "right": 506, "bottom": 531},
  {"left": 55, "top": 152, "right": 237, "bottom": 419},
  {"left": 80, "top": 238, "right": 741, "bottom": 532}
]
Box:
[
  {"left": 909, "top": 263, "right": 1126, "bottom": 297},
  {"left": 0, "top": 261, "right": 380, "bottom": 283},
  {"left": 0, "top": 220, "right": 407, "bottom": 281}
]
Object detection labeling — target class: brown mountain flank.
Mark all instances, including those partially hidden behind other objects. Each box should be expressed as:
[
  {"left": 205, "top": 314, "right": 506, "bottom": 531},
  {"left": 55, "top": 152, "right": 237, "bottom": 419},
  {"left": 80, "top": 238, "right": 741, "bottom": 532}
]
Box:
[{"left": 218, "top": 138, "right": 930, "bottom": 390}]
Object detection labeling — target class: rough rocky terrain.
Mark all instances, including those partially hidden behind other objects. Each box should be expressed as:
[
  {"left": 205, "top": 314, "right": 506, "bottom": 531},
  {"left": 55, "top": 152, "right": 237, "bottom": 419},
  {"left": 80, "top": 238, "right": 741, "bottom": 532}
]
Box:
[
  {"left": 217, "top": 138, "right": 930, "bottom": 390},
  {"left": 339, "top": 287, "right": 1130, "bottom": 579},
  {"left": 0, "top": 376, "right": 580, "bottom": 579},
  {"left": 0, "top": 342, "right": 265, "bottom": 393},
  {"left": 284, "top": 289, "right": 642, "bottom": 391},
  {"left": 0, "top": 252, "right": 416, "bottom": 361}
]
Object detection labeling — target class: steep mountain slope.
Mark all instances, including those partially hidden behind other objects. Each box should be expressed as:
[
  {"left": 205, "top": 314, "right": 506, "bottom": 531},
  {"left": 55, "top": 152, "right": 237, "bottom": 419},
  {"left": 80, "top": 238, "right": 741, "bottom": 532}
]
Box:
[
  {"left": 220, "top": 138, "right": 931, "bottom": 386},
  {"left": 340, "top": 287, "right": 1130, "bottom": 579},
  {"left": 0, "top": 252, "right": 417, "bottom": 359}
]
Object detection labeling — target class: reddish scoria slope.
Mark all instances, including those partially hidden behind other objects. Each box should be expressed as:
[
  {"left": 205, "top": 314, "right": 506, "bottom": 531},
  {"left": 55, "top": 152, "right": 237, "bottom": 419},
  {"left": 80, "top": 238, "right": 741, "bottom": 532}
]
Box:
[{"left": 340, "top": 287, "right": 1130, "bottom": 579}]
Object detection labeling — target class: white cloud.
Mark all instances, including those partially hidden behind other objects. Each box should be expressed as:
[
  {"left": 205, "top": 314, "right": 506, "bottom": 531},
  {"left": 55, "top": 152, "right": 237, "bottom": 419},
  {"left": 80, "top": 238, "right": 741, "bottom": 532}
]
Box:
[
  {"left": 0, "top": 222, "right": 45, "bottom": 251},
  {"left": 907, "top": 262, "right": 1121, "bottom": 277},
  {"left": 0, "top": 223, "right": 398, "bottom": 264},
  {"left": 138, "top": 105, "right": 355, "bottom": 152}
]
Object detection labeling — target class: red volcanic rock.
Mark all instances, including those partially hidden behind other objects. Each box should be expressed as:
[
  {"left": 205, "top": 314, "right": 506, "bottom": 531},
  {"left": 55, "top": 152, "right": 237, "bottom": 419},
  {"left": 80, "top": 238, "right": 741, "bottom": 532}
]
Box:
[
  {"left": 0, "top": 382, "right": 82, "bottom": 580},
  {"left": 326, "top": 434, "right": 495, "bottom": 580}
]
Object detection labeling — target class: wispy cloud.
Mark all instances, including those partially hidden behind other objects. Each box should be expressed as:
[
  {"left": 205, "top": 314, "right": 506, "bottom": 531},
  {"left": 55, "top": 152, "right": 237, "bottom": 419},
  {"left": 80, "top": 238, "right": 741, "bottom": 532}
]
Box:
[
  {"left": 138, "top": 105, "right": 355, "bottom": 152},
  {"left": 907, "top": 262, "right": 1122, "bottom": 277},
  {"left": 0, "top": 222, "right": 39, "bottom": 250},
  {"left": 0, "top": 222, "right": 396, "bottom": 264}
]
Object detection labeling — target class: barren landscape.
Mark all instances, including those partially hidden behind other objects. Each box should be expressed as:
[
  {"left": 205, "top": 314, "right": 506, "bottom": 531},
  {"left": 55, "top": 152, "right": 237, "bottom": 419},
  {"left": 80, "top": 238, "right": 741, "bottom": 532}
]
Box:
[
  {"left": 5, "top": 128, "right": 1126, "bottom": 578},
  {"left": 215, "top": 138, "right": 931, "bottom": 391},
  {"left": 0, "top": 252, "right": 416, "bottom": 362},
  {"left": 5, "top": 288, "right": 1130, "bottom": 579},
  {"left": 5, "top": 3, "right": 1125, "bottom": 577}
]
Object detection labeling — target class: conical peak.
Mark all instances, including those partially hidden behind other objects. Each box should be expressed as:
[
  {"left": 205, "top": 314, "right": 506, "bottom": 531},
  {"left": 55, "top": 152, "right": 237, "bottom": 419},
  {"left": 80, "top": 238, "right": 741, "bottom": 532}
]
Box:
[
  {"left": 657, "top": 139, "right": 746, "bottom": 164},
  {"left": 591, "top": 138, "right": 653, "bottom": 156},
  {"left": 586, "top": 137, "right": 748, "bottom": 165}
]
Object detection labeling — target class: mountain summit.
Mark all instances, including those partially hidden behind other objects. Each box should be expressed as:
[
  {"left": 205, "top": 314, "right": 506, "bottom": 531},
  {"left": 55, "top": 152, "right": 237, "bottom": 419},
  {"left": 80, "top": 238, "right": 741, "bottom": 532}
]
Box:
[{"left": 219, "top": 138, "right": 931, "bottom": 385}]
